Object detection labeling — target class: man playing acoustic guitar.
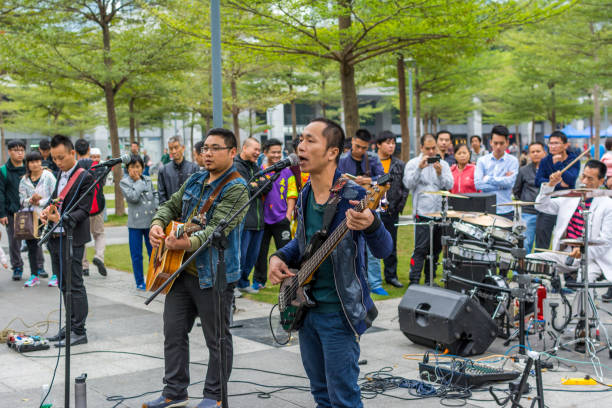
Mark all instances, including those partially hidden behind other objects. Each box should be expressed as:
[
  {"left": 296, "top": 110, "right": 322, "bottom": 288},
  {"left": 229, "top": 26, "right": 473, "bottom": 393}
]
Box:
[
  {"left": 143, "top": 128, "right": 248, "bottom": 408},
  {"left": 269, "top": 118, "right": 392, "bottom": 408}
]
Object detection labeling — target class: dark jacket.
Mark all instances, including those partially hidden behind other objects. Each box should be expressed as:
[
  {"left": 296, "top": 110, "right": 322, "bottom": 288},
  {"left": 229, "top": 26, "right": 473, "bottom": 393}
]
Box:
[
  {"left": 275, "top": 170, "right": 393, "bottom": 336},
  {"left": 338, "top": 151, "right": 385, "bottom": 181},
  {"left": 42, "top": 157, "right": 59, "bottom": 174},
  {"left": 49, "top": 165, "right": 95, "bottom": 246},
  {"left": 535, "top": 152, "right": 580, "bottom": 191},
  {"left": 157, "top": 158, "right": 199, "bottom": 204},
  {"left": 234, "top": 155, "right": 271, "bottom": 231},
  {"left": 0, "top": 160, "right": 26, "bottom": 218},
  {"left": 78, "top": 158, "right": 106, "bottom": 215},
  {"left": 513, "top": 163, "right": 539, "bottom": 214},
  {"left": 385, "top": 155, "right": 409, "bottom": 216}
]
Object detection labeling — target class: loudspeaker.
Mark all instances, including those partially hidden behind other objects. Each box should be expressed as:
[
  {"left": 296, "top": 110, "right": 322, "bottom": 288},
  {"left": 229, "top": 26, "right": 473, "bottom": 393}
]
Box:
[
  {"left": 398, "top": 285, "right": 497, "bottom": 356},
  {"left": 449, "top": 193, "right": 496, "bottom": 214}
]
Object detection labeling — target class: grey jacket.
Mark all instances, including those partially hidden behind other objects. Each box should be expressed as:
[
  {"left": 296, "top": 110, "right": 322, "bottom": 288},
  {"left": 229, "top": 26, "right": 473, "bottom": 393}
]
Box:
[
  {"left": 403, "top": 154, "right": 454, "bottom": 216},
  {"left": 157, "top": 159, "right": 200, "bottom": 204},
  {"left": 120, "top": 175, "right": 158, "bottom": 229}
]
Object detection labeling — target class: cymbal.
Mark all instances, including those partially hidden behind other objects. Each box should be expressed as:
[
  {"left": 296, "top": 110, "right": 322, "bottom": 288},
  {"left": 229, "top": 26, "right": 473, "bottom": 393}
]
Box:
[
  {"left": 494, "top": 201, "right": 536, "bottom": 207},
  {"left": 422, "top": 191, "right": 469, "bottom": 199},
  {"left": 548, "top": 188, "right": 612, "bottom": 198},
  {"left": 560, "top": 238, "right": 607, "bottom": 247},
  {"left": 424, "top": 210, "right": 480, "bottom": 219},
  {"left": 465, "top": 214, "right": 514, "bottom": 229}
]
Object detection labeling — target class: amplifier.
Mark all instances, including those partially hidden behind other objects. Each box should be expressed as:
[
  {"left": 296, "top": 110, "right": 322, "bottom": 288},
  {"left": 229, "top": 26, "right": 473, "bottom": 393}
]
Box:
[{"left": 449, "top": 193, "right": 496, "bottom": 214}]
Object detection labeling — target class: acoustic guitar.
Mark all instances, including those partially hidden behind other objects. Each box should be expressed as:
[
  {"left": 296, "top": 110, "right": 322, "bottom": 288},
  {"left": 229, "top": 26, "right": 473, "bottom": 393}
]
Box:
[
  {"left": 278, "top": 173, "right": 390, "bottom": 332},
  {"left": 145, "top": 219, "right": 204, "bottom": 294}
]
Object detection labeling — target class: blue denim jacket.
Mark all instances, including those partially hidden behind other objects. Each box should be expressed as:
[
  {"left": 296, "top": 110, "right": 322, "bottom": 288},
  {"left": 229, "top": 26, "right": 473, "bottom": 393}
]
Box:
[
  {"left": 275, "top": 170, "right": 393, "bottom": 336},
  {"left": 181, "top": 166, "right": 246, "bottom": 289}
]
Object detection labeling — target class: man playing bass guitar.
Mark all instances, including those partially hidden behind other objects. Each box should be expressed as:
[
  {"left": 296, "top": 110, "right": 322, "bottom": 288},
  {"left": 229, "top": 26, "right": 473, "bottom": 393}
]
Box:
[
  {"left": 143, "top": 128, "right": 248, "bottom": 408},
  {"left": 269, "top": 118, "right": 393, "bottom": 408}
]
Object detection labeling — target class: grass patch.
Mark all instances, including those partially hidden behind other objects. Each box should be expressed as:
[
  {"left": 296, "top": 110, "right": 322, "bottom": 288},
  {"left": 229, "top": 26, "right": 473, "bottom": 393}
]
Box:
[
  {"left": 86, "top": 243, "right": 148, "bottom": 273},
  {"left": 104, "top": 214, "right": 128, "bottom": 226}
]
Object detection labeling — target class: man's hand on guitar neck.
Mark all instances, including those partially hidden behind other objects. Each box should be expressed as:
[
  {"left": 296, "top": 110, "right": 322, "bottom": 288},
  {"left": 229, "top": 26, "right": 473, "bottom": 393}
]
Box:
[
  {"left": 346, "top": 200, "right": 375, "bottom": 231},
  {"left": 269, "top": 256, "right": 295, "bottom": 285}
]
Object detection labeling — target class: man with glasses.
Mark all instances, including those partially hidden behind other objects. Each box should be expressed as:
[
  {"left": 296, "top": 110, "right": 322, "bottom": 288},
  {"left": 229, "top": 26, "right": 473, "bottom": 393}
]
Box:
[
  {"left": 338, "top": 128, "right": 388, "bottom": 295},
  {"left": 534, "top": 131, "right": 580, "bottom": 250},
  {"left": 0, "top": 140, "right": 26, "bottom": 280},
  {"left": 144, "top": 128, "right": 248, "bottom": 408}
]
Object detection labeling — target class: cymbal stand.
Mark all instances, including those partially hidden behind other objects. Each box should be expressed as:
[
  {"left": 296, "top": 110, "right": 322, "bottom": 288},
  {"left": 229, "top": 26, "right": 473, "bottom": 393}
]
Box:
[{"left": 502, "top": 273, "right": 535, "bottom": 355}]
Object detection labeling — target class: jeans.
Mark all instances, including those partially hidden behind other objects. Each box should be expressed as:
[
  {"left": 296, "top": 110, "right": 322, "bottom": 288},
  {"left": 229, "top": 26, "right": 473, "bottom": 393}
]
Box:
[
  {"left": 238, "top": 227, "right": 264, "bottom": 288},
  {"left": 366, "top": 246, "right": 382, "bottom": 290},
  {"left": 521, "top": 212, "right": 538, "bottom": 254},
  {"left": 163, "top": 273, "right": 234, "bottom": 400},
  {"left": 299, "top": 311, "right": 362, "bottom": 408},
  {"left": 253, "top": 218, "right": 292, "bottom": 285},
  {"left": 536, "top": 212, "right": 557, "bottom": 250},
  {"left": 128, "top": 228, "right": 152, "bottom": 287},
  {"left": 380, "top": 212, "right": 399, "bottom": 281}
]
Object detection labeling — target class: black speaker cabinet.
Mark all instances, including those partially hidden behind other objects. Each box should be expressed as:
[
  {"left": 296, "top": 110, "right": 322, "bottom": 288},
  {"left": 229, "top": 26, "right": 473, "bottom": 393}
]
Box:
[
  {"left": 445, "top": 262, "right": 490, "bottom": 294},
  {"left": 398, "top": 285, "right": 497, "bottom": 356},
  {"left": 449, "top": 193, "right": 496, "bottom": 214}
]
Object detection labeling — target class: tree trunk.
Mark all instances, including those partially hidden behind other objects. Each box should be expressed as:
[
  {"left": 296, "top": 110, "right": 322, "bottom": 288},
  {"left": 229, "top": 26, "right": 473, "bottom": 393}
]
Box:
[
  {"left": 136, "top": 120, "right": 141, "bottom": 146},
  {"left": 531, "top": 118, "right": 536, "bottom": 143},
  {"left": 338, "top": 8, "right": 358, "bottom": 138},
  {"left": 103, "top": 83, "right": 126, "bottom": 216},
  {"left": 397, "top": 55, "right": 410, "bottom": 162},
  {"left": 230, "top": 76, "right": 240, "bottom": 144},
  {"left": 548, "top": 82, "right": 556, "bottom": 130},
  {"left": 515, "top": 124, "right": 520, "bottom": 151},
  {"left": 593, "top": 84, "right": 601, "bottom": 159},
  {"left": 129, "top": 97, "right": 135, "bottom": 144},
  {"left": 415, "top": 88, "right": 422, "bottom": 140},
  {"left": 432, "top": 115, "right": 437, "bottom": 134}
]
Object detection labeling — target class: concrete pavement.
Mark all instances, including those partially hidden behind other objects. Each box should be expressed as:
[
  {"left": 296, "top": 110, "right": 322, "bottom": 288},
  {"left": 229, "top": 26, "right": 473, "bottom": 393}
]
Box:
[{"left": 1, "top": 256, "right": 612, "bottom": 407}]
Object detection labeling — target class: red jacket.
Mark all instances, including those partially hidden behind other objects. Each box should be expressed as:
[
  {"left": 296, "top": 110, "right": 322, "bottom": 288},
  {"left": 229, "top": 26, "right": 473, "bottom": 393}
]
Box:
[{"left": 450, "top": 163, "right": 478, "bottom": 194}]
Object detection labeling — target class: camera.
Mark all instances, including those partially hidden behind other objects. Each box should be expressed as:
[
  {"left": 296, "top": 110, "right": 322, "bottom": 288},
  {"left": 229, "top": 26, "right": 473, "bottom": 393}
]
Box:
[{"left": 427, "top": 154, "right": 441, "bottom": 164}]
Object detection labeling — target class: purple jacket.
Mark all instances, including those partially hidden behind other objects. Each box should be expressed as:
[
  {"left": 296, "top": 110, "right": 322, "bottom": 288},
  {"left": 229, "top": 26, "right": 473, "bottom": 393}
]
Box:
[{"left": 262, "top": 166, "right": 298, "bottom": 224}]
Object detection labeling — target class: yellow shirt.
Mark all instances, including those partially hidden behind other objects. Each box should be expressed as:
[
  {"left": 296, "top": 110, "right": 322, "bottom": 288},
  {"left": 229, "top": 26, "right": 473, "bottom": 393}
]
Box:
[{"left": 381, "top": 158, "right": 391, "bottom": 174}]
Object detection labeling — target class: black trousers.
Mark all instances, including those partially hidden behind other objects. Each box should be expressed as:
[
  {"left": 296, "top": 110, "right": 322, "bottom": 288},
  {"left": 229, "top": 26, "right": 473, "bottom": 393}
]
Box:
[
  {"left": 535, "top": 212, "right": 556, "bottom": 250},
  {"left": 6, "top": 213, "right": 23, "bottom": 269},
  {"left": 48, "top": 238, "right": 88, "bottom": 335},
  {"left": 409, "top": 216, "right": 443, "bottom": 285},
  {"left": 380, "top": 212, "right": 399, "bottom": 281},
  {"left": 25, "top": 238, "right": 44, "bottom": 276},
  {"left": 163, "top": 273, "right": 234, "bottom": 401},
  {"left": 253, "top": 218, "right": 292, "bottom": 285}
]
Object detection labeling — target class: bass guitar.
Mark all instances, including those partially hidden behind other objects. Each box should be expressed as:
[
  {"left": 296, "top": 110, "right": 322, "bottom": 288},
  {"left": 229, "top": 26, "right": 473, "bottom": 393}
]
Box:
[{"left": 278, "top": 173, "right": 390, "bottom": 332}]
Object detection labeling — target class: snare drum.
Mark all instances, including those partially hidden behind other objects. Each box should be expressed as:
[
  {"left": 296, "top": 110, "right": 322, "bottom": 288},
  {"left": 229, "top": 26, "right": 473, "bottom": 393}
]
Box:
[
  {"left": 487, "top": 226, "right": 520, "bottom": 246},
  {"left": 452, "top": 221, "right": 486, "bottom": 241},
  {"left": 448, "top": 244, "right": 497, "bottom": 263}
]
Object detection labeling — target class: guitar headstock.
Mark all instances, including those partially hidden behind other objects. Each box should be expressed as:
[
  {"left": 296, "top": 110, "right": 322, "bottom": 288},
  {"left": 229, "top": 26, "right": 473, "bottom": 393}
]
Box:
[{"left": 364, "top": 178, "right": 391, "bottom": 211}]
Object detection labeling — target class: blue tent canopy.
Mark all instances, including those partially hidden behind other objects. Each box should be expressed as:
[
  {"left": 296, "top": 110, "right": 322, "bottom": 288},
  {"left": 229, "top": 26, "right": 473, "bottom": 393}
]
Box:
[{"left": 545, "top": 124, "right": 590, "bottom": 138}]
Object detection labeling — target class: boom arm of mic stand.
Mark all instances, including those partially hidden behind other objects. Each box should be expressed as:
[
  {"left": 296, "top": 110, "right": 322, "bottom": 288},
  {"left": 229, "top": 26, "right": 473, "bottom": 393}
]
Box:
[
  {"left": 144, "top": 171, "right": 281, "bottom": 305},
  {"left": 38, "top": 164, "right": 114, "bottom": 247}
]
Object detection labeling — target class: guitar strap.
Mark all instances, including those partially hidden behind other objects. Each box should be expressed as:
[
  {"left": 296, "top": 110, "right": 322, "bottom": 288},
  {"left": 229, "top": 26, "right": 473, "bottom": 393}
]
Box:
[
  {"left": 198, "top": 171, "right": 242, "bottom": 218},
  {"left": 58, "top": 167, "right": 85, "bottom": 211},
  {"left": 319, "top": 177, "right": 348, "bottom": 237}
]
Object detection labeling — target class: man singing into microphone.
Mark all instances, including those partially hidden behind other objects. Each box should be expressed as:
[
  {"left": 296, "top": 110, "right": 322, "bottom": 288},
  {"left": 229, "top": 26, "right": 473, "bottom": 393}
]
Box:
[{"left": 143, "top": 128, "right": 248, "bottom": 408}]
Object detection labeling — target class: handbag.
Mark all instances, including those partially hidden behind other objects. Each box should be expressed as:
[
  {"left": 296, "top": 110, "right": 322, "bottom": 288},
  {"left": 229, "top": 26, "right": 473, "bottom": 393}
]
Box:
[{"left": 14, "top": 207, "right": 40, "bottom": 240}]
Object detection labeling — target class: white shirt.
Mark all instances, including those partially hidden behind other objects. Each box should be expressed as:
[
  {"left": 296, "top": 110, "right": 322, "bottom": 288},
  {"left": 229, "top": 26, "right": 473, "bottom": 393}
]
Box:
[{"left": 55, "top": 162, "right": 79, "bottom": 232}]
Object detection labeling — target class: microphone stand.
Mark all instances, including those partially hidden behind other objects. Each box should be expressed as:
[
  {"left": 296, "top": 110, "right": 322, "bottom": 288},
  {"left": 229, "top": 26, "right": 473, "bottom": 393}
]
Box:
[
  {"left": 144, "top": 171, "right": 281, "bottom": 408},
  {"left": 38, "top": 163, "right": 114, "bottom": 408}
]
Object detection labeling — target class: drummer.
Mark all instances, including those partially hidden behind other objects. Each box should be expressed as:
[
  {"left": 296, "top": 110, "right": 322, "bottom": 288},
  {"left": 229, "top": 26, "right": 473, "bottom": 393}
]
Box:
[{"left": 527, "top": 160, "right": 612, "bottom": 301}]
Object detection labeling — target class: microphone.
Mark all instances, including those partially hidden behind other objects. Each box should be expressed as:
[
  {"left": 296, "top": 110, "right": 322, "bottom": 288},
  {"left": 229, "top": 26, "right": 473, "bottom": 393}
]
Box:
[
  {"left": 253, "top": 153, "right": 299, "bottom": 178},
  {"left": 91, "top": 153, "right": 132, "bottom": 169}
]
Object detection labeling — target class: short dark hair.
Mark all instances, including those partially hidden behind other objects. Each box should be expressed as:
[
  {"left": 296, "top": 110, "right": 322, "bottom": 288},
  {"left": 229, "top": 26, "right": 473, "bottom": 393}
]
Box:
[
  {"left": 205, "top": 128, "right": 237, "bottom": 150},
  {"left": 491, "top": 125, "right": 509, "bottom": 140},
  {"left": 420, "top": 133, "right": 436, "bottom": 146},
  {"left": 548, "top": 130, "right": 568, "bottom": 144},
  {"left": 376, "top": 130, "right": 395, "bottom": 144},
  {"left": 131, "top": 141, "right": 139, "bottom": 146},
  {"left": 50, "top": 134, "right": 74, "bottom": 151},
  {"left": 7, "top": 139, "right": 25, "bottom": 150},
  {"left": 436, "top": 130, "right": 452, "bottom": 141},
  {"left": 194, "top": 140, "right": 204, "bottom": 154},
  {"left": 606, "top": 138, "right": 612, "bottom": 152},
  {"left": 39, "top": 139, "right": 50, "bottom": 151},
  {"left": 263, "top": 138, "right": 282, "bottom": 152},
  {"left": 585, "top": 159, "right": 606, "bottom": 179},
  {"left": 470, "top": 135, "right": 482, "bottom": 144},
  {"left": 454, "top": 143, "right": 470, "bottom": 157},
  {"left": 126, "top": 154, "right": 145, "bottom": 170},
  {"left": 74, "top": 139, "right": 89, "bottom": 156},
  {"left": 529, "top": 141, "right": 546, "bottom": 150},
  {"left": 354, "top": 128, "right": 372, "bottom": 143},
  {"left": 309, "top": 117, "right": 345, "bottom": 163},
  {"left": 25, "top": 151, "right": 43, "bottom": 176}
]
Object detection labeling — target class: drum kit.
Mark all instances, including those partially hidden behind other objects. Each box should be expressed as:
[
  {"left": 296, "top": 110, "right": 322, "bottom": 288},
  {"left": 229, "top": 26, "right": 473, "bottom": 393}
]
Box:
[{"left": 397, "top": 189, "right": 612, "bottom": 362}]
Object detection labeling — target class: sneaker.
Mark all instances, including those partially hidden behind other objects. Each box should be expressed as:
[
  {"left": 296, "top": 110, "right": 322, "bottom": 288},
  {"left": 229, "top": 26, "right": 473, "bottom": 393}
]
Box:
[
  {"left": 239, "top": 286, "right": 259, "bottom": 294},
  {"left": 142, "top": 395, "right": 188, "bottom": 408},
  {"left": 38, "top": 269, "right": 49, "bottom": 279},
  {"left": 24, "top": 276, "right": 40, "bottom": 287},
  {"left": 93, "top": 257, "right": 107, "bottom": 276},
  {"left": 48, "top": 275, "right": 58, "bottom": 287},
  {"left": 136, "top": 283, "right": 146, "bottom": 291},
  {"left": 196, "top": 398, "right": 221, "bottom": 408},
  {"left": 11, "top": 267, "right": 22, "bottom": 281},
  {"left": 233, "top": 287, "right": 243, "bottom": 298},
  {"left": 82, "top": 269, "right": 89, "bottom": 277},
  {"left": 252, "top": 281, "right": 265, "bottom": 290},
  {"left": 371, "top": 287, "right": 389, "bottom": 296}
]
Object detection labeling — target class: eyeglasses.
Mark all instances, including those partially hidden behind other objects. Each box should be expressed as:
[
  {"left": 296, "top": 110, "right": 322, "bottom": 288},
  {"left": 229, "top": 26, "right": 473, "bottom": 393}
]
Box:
[{"left": 201, "top": 146, "right": 231, "bottom": 153}]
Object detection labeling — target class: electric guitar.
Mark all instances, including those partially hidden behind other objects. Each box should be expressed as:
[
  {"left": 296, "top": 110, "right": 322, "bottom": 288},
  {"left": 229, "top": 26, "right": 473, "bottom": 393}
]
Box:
[{"left": 278, "top": 173, "right": 390, "bottom": 332}]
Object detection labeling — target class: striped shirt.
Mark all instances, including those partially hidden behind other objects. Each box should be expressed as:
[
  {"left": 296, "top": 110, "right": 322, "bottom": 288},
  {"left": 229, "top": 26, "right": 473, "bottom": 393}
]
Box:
[{"left": 566, "top": 199, "right": 592, "bottom": 239}]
